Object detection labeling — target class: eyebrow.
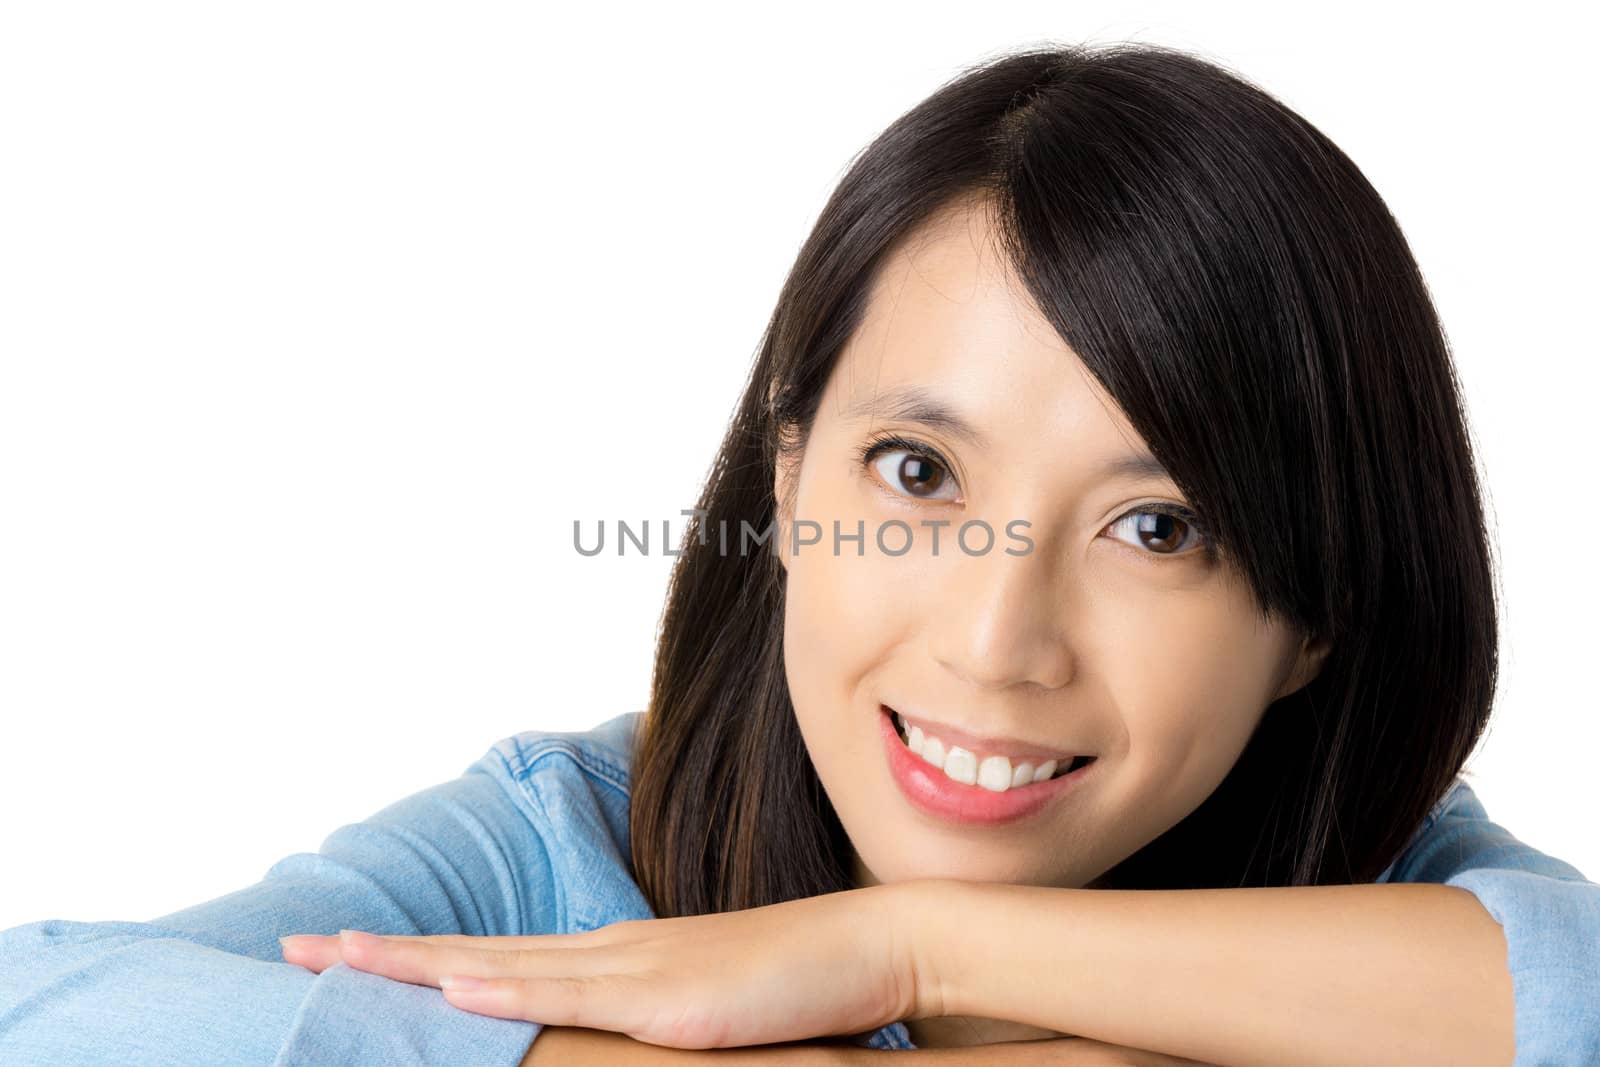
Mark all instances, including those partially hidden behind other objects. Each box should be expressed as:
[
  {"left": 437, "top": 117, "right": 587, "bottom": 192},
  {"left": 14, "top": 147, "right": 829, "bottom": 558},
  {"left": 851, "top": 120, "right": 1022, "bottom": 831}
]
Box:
[
  {"left": 1098, "top": 451, "right": 1174, "bottom": 483},
  {"left": 841, "top": 385, "right": 990, "bottom": 449},
  {"left": 840, "top": 384, "right": 1175, "bottom": 484}
]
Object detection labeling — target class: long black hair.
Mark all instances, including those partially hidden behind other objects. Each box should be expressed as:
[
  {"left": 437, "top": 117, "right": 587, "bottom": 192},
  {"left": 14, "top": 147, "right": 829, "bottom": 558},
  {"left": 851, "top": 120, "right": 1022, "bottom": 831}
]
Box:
[{"left": 630, "top": 41, "right": 1499, "bottom": 915}]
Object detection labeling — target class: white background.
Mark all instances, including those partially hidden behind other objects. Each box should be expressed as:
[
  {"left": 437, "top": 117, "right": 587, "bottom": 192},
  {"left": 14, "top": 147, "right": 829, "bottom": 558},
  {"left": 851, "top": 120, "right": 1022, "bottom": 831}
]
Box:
[{"left": 2, "top": 3, "right": 1594, "bottom": 930}]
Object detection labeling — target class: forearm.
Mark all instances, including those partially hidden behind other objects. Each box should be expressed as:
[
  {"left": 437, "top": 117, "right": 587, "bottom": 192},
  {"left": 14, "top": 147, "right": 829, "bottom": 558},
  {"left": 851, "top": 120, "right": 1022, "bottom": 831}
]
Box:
[
  {"left": 523, "top": 1027, "right": 1214, "bottom": 1065},
  {"left": 522, "top": 1027, "right": 844, "bottom": 1065},
  {"left": 524, "top": 1023, "right": 1209, "bottom": 1067},
  {"left": 920, "top": 880, "right": 1514, "bottom": 1067}
]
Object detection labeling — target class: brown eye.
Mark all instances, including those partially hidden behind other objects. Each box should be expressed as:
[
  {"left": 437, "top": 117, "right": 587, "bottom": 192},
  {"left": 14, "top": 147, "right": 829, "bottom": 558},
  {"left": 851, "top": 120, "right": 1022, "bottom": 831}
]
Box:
[
  {"left": 868, "top": 448, "right": 961, "bottom": 502},
  {"left": 1106, "top": 508, "right": 1209, "bottom": 557}
]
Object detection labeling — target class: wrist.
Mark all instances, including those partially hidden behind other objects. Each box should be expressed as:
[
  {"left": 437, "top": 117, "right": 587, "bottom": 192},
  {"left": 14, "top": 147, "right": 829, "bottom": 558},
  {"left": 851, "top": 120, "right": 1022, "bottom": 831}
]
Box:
[
  {"left": 891, "top": 877, "right": 992, "bottom": 1022},
  {"left": 910, "top": 879, "right": 1077, "bottom": 1024}
]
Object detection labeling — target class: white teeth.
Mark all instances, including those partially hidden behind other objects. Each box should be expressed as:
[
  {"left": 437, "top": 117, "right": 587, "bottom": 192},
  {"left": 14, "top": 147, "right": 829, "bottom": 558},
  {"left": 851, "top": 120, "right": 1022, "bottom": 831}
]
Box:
[
  {"left": 894, "top": 711, "right": 1077, "bottom": 794},
  {"left": 977, "top": 755, "right": 1012, "bottom": 792},
  {"left": 943, "top": 746, "right": 978, "bottom": 785}
]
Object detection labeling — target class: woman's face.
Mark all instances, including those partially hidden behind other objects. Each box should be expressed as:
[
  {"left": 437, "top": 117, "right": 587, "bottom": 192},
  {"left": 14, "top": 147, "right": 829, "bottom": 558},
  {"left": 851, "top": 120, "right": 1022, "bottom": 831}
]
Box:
[{"left": 776, "top": 197, "right": 1328, "bottom": 892}]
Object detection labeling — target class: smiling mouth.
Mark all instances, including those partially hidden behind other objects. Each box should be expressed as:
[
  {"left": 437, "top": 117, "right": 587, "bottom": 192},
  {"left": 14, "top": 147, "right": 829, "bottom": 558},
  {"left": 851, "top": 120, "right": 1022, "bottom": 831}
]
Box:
[{"left": 887, "top": 706, "right": 1094, "bottom": 787}]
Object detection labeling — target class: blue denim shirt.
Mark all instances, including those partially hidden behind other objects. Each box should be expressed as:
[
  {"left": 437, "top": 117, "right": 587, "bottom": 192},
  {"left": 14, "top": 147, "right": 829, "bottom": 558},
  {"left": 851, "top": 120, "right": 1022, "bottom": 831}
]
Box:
[{"left": 2, "top": 710, "right": 1596, "bottom": 1064}]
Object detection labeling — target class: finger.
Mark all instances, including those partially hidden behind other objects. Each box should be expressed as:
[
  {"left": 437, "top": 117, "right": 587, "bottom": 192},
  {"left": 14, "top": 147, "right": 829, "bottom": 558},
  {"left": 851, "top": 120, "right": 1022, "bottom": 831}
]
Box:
[
  {"left": 347, "top": 930, "right": 608, "bottom": 948},
  {"left": 438, "top": 973, "right": 653, "bottom": 1037},
  {"left": 335, "top": 929, "right": 615, "bottom": 989},
  {"left": 279, "top": 935, "right": 343, "bottom": 974},
  {"left": 279, "top": 927, "right": 616, "bottom": 977},
  {"left": 283, "top": 928, "right": 615, "bottom": 951}
]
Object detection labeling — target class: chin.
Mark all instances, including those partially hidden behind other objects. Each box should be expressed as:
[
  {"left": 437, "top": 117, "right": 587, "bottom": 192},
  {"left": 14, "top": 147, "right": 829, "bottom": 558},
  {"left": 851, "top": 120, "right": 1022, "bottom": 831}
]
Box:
[{"left": 856, "top": 847, "right": 1048, "bottom": 889}]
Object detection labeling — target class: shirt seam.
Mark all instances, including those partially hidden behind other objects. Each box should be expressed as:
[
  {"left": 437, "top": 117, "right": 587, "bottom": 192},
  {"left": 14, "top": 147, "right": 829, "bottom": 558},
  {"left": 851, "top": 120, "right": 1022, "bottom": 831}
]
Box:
[
  {"left": 507, "top": 737, "right": 633, "bottom": 798},
  {"left": 481, "top": 744, "right": 570, "bottom": 937},
  {"left": 1423, "top": 777, "right": 1469, "bottom": 831}
]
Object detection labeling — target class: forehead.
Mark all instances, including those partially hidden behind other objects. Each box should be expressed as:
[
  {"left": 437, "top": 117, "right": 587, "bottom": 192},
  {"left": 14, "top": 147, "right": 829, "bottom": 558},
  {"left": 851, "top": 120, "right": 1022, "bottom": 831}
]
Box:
[{"left": 824, "top": 198, "right": 1148, "bottom": 462}]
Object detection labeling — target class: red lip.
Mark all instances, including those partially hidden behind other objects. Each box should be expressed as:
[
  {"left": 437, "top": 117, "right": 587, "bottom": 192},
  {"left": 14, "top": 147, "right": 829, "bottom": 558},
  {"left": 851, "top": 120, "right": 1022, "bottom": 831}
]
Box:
[{"left": 878, "top": 704, "right": 1095, "bottom": 826}]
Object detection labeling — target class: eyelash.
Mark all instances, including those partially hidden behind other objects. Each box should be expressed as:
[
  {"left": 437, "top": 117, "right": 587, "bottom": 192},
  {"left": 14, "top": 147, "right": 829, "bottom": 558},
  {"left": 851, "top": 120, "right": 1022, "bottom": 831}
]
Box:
[
  {"left": 854, "top": 432, "right": 961, "bottom": 501},
  {"left": 853, "top": 431, "right": 1218, "bottom": 562}
]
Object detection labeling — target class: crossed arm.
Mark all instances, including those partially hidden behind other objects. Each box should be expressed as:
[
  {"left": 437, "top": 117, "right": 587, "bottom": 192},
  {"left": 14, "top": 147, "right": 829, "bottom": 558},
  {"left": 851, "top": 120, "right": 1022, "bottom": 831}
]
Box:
[
  {"left": 918, "top": 879, "right": 1513, "bottom": 1067},
  {"left": 521, "top": 1026, "right": 1212, "bottom": 1066},
  {"left": 513, "top": 880, "right": 1512, "bottom": 1067},
  {"left": 0, "top": 750, "right": 1548, "bottom": 1066}
]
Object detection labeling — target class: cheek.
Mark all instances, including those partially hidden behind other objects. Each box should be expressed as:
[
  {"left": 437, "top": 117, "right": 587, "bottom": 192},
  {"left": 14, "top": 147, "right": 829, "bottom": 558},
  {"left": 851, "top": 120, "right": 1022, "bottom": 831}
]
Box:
[
  {"left": 779, "top": 509, "right": 940, "bottom": 837},
  {"left": 781, "top": 546, "right": 904, "bottom": 722},
  {"left": 780, "top": 463, "right": 933, "bottom": 716},
  {"left": 1103, "top": 612, "right": 1284, "bottom": 786}
]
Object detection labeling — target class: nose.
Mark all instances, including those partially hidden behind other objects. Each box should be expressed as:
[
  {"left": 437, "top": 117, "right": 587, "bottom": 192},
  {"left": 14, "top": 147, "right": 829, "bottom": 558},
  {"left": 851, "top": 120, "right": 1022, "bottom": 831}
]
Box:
[{"left": 926, "top": 541, "right": 1075, "bottom": 693}]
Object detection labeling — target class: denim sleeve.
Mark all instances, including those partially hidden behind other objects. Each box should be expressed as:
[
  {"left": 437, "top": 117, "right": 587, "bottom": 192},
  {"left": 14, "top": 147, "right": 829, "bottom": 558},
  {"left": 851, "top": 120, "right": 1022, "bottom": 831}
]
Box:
[
  {"left": 1382, "top": 780, "right": 1600, "bottom": 1065},
  {"left": 0, "top": 743, "right": 553, "bottom": 1066}
]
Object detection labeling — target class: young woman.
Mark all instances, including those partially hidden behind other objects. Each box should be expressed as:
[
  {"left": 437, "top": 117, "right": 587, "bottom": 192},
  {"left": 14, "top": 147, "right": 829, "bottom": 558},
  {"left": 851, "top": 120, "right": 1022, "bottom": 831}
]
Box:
[{"left": 3, "top": 42, "right": 1595, "bottom": 1067}]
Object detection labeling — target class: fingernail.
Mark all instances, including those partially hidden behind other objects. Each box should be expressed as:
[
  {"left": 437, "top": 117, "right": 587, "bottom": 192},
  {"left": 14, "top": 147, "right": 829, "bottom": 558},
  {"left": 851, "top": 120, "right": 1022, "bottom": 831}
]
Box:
[
  {"left": 440, "top": 974, "right": 488, "bottom": 991},
  {"left": 339, "top": 929, "right": 384, "bottom": 948}
]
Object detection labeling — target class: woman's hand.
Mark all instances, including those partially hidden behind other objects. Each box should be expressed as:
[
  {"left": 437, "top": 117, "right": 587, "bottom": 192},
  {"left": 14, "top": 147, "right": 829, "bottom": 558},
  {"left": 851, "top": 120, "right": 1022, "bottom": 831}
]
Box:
[{"left": 278, "top": 882, "right": 934, "bottom": 1050}]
